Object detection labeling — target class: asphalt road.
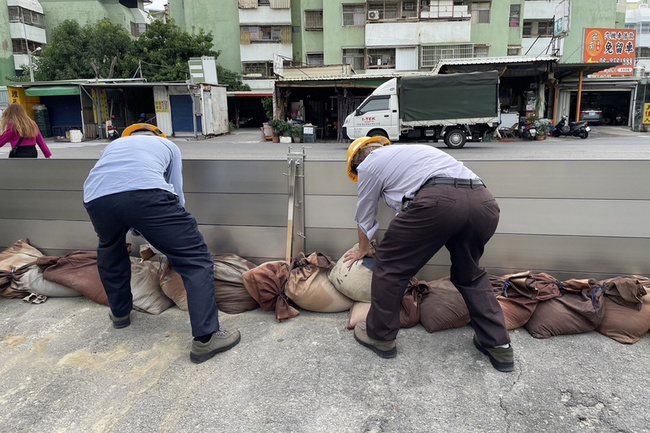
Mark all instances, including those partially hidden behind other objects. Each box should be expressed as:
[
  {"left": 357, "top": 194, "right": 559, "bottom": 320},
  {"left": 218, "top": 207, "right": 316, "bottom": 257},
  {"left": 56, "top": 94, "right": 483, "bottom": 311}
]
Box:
[{"left": 3, "top": 124, "right": 649, "bottom": 161}]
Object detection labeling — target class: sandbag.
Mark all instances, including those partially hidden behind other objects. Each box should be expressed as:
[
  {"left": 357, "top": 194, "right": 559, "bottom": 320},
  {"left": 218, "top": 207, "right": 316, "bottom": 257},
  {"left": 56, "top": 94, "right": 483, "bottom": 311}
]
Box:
[
  {"left": 489, "top": 272, "right": 562, "bottom": 329},
  {"left": 38, "top": 251, "right": 108, "bottom": 305},
  {"left": 419, "top": 277, "right": 470, "bottom": 332},
  {"left": 400, "top": 278, "right": 429, "bottom": 329},
  {"left": 347, "top": 302, "right": 371, "bottom": 329},
  {"left": 596, "top": 276, "right": 650, "bottom": 344},
  {"left": 243, "top": 261, "right": 299, "bottom": 322},
  {"left": 0, "top": 238, "right": 43, "bottom": 272},
  {"left": 10, "top": 264, "right": 81, "bottom": 297},
  {"left": 286, "top": 252, "right": 353, "bottom": 313},
  {"left": 139, "top": 245, "right": 188, "bottom": 311},
  {"left": 213, "top": 254, "right": 259, "bottom": 314},
  {"left": 328, "top": 244, "right": 373, "bottom": 302},
  {"left": 129, "top": 257, "right": 175, "bottom": 315},
  {"left": 0, "top": 239, "right": 45, "bottom": 299},
  {"left": 525, "top": 279, "right": 606, "bottom": 339}
]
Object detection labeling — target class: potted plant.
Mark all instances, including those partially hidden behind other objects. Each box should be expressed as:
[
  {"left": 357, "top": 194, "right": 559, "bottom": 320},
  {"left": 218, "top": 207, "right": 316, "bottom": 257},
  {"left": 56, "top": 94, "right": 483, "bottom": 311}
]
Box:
[
  {"left": 534, "top": 118, "right": 551, "bottom": 139},
  {"left": 290, "top": 125, "right": 303, "bottom": 143},
  {"left": 267, "top": 119, "right": 283, "bottom": 142}
]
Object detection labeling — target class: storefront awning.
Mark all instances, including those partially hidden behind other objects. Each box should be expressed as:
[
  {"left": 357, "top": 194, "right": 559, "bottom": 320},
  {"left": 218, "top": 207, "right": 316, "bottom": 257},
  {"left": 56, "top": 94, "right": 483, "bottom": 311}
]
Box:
[{"left": 25, "top": 86, "right": 80, "bottom": 97}]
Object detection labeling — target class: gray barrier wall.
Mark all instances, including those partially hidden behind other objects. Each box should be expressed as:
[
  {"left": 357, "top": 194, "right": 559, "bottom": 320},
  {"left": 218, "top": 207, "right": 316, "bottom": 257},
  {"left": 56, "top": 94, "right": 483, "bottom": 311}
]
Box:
[{"left": 1, "top": 158, "right": 649, "bottom": 282}]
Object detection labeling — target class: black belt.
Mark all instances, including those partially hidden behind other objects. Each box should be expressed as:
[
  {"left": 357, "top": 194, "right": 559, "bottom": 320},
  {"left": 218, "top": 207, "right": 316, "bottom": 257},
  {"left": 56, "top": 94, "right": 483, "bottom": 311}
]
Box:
[{"left": 420, "top": 177, "right": 485, "bottom": 189}]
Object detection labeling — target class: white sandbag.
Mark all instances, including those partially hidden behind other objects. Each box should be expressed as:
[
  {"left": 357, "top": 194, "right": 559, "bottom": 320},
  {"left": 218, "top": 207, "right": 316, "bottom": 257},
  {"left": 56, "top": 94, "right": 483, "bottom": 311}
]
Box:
[
  {"left": 130, "top": 257, "right": 175, "bottom": 315},
  {"left": 11, "top": 265, "right": 82, "bottom": 297},
  {"left": 328, "top": 244, "right": 373, "bottom": 302}
]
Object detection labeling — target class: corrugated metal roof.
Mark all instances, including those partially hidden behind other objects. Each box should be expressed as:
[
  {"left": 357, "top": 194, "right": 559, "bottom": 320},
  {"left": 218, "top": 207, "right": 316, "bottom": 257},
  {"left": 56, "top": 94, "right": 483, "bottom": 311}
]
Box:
[{"left": 431, "top": 55, "right": 558, "bottom": 73}]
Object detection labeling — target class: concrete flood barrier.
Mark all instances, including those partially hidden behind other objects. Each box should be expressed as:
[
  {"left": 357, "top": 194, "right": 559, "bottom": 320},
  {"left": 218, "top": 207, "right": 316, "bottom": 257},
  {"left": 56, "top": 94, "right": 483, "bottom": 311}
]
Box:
[{"left": 1, "top": 157, "right": 649, "bottom": 282}]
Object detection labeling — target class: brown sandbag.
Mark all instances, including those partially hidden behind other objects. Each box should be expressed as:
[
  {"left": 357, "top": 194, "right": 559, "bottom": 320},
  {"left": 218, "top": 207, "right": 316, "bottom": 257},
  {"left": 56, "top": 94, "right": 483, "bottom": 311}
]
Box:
[
  {"left": 242, "top": 261, "right": 299, "bottom": 322},
  {"left": 213, "top": 254, "right": 259, "bottom": 314},
  {"left": 490, "top": 271, "right": 562, "bottom": 329},
  {"left": 286, "top": 252, "right": 353, "bottom": 313},
  {"left": 525, "top": 279, "right": 606, "bottom": 339},
  {"left": 0, "top": 239, "right": 43, "bottom": 272},
  {"left": 600, "top": 276, "right": 647, "bottom": 311},
  {"left": 419, "top": 277, "right": 470, "bottom": 332},
  {"left": 38, "top": 251, "right": 108, "bottom": 305},
  {"left": 0, "top": 239, "right": 45, "bottom": 299},
  {"left": 0, "top": 262, "right": 34, "bottom": 299},
  {"left": 129, "top": 257, "right": 175, "bottom": 315},
  {"left": 596, "top": 276, "right": 650, "bottom": 344},
  {"left": 400, "top": 278, "right": 429, "bottom": 329}
]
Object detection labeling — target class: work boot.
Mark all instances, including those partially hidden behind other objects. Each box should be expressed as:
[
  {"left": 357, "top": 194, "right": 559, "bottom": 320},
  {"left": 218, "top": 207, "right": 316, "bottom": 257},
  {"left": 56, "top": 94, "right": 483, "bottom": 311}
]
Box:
[
  {"left": 354, "top": 322, "right": 397, "bottom": 358},
  {"left": 109, "top": 312, "right": 131, "bottom": 329},
  {"left": 190, "top": 329, "right": 241, "bottom": 364},
  {"left": 473, "top": 334, "right": 514, "bottom": 372}
]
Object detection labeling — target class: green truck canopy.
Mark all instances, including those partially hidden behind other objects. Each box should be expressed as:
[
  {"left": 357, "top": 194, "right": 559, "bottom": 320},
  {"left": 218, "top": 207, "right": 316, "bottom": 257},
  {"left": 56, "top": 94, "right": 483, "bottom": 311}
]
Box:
[{"left": 400, "top": 71, "right": 499, "bottom": 122}]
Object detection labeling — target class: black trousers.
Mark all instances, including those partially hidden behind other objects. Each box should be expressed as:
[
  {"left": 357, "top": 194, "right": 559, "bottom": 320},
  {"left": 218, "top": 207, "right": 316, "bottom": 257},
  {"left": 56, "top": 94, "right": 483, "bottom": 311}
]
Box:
[
  {"left": 366, "top": 184, "right": 510, "bottom": 347},
  {"left": 9, "top": 145, "right": 37, "bottom": 158},
  {"left": 84, "top": 189, "right": 219, "bottom": 337}
]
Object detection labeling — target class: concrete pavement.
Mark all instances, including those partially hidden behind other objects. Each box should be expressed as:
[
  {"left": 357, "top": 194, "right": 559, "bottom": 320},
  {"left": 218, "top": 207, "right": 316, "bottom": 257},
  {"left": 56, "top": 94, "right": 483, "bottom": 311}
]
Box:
[{"left": 1, "top": 125, "right": 650, "bottom": 432}]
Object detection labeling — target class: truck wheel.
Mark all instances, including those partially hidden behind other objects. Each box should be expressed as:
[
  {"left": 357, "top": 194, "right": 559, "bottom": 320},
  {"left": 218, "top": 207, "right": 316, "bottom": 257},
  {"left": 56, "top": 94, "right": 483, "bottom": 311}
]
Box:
[
  {"left": 367, "top": 129, "right": 387, "bottom": 138},
  {"left": 444, "top": 129, "right": 466, "bottom": 149}
]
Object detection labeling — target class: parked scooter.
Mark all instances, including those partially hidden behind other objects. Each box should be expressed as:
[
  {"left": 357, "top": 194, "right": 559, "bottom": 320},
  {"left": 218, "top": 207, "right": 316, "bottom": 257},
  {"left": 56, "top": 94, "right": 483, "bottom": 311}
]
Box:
[
  {"left": 107, "top": 115, "right": 119, "bottom": 140},
  {"left": 518, "top": 117, "right": 537, "bottom": 140},
  {"left": 552, "top": 115, "right": 590, "bottom": 139}
]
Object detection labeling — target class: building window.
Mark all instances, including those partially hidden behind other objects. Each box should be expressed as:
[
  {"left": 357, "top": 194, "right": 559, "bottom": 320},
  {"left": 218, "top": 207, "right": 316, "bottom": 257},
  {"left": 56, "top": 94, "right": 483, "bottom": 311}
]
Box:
[
  {"left": 343, "top": 48, "right": 365, "bottom": 70},
  {"left": 637, "top": 47, "right": 650, "bottom": 59},
  {"left": 507, "top": 45, "right": 521, "bottom": 56},
  {"left": 421, "top": 44, "right": 473, "bottom": 67},
  {"left": 470, "top": 2, "right": 490, "bottom": 24},
  {"left": 509, "top": 5, "right": 520, "bottom": 27},
  {"left": 8, "top": 6, "right": 46, "bottom": 29},
  {"left": 523, "top": 20, "right": 553, "bottom": 37},
  {"left": 474, "top": 45, "right": 489, "bottom": 57},
  {"left": 259, "top": 0, "right": 270, "bottom": 5},
  {"left": 307, "top": 53, "right": 324, "bottom": 65},
  {"left": 305, "top": 10, "right": 323, "bottom": 30},
  {"left": 242, "top": 62, "right": 274, "bottom": 77},
  {"left": 367, "top": 48, "right": 396, "bottom": 69},
  {"left": 343, "top": 4, "right": 365, "bottom": 26},
  {"left": 241, "top": 26, "right": 291, "bottom": 43},
  {"left": 367, "top": 1, "right": 399, "bottom": 20},
  {"left": 130, "top": 22, "right": 147, "bottom": 38},
  {"left": 11, "top": 39, "right": 42, "bottom": 55},
  {"left": 640, "top": 22, "right": 650, "bottom": 35}
]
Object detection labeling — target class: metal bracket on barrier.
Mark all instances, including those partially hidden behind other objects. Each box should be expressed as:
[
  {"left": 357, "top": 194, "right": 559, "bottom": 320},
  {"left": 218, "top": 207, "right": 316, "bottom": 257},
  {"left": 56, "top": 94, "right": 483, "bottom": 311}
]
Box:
[{"left": 285, "top": 147, "right": 306, "bottom": 262}]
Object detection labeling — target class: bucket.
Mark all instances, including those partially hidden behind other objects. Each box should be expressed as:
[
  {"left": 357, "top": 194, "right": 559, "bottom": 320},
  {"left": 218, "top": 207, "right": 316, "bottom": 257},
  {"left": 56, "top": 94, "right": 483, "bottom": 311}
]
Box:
[
  {"left": 69, "top": 130, "right": 83, "bottom": 143},
  {"left": 262, "top": 123, "right": 273, "bottom": 138}
]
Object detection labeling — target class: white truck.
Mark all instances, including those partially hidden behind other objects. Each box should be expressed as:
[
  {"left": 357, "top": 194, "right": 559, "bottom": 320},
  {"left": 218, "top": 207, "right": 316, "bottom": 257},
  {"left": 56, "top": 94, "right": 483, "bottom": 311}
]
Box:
[{"left": 342, "top": 71, "right": 500, "bottom": 149}]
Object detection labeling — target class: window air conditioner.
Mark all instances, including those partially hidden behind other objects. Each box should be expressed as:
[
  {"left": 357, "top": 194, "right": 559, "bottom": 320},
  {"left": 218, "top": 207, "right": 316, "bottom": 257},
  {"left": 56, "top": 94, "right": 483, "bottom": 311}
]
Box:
[{"left": 368, "top": 10, "right": 380, "bottom": 20}]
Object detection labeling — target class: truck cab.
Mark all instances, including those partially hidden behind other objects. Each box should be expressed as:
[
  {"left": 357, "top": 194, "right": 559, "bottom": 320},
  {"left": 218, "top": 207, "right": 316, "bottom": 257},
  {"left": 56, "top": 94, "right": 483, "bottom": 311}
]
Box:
[{"left": 343, "top": 78, "right": 400, "bottom": 140}]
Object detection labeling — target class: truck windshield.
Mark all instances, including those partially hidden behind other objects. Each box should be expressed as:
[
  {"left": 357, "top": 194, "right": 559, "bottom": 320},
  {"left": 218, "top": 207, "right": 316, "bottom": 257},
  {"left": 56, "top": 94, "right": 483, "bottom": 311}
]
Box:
[{"left": 358, "top": 96, "right": 390, "bottom": 115}]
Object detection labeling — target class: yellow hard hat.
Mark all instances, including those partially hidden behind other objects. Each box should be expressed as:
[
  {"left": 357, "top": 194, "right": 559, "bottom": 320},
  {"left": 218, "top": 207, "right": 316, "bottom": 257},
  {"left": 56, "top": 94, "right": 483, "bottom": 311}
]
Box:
[
  {"left": 121, "top": 123, "right": 166, "bottom": 138},
  {"left": 346, "top": 136, "right": 390, "bottom": 182}
]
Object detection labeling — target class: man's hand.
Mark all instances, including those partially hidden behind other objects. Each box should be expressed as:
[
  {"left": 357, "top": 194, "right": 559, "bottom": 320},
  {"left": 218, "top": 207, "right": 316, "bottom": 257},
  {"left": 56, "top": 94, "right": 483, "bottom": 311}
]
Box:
[{"left": 343, "top": 246, "right": 374, "bottom": 268}]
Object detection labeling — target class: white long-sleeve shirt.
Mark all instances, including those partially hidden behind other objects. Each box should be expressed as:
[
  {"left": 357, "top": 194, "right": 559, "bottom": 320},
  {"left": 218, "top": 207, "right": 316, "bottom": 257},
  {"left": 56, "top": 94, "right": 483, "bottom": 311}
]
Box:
[
  {"left": 355, "top": 144, "right": 477, "bottom": 239},
  {"left": 83, "top": 136, "right": 185, "bottom": 207}
]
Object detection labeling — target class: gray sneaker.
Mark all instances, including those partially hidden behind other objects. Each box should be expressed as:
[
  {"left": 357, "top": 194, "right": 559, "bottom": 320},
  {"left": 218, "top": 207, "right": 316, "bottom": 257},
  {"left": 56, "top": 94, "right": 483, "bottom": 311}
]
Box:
[
  {"left": 473, "top": 334, "right": 514, "bottom": 372},
  {"left": 354, "top": 322, "right": 397, "bottom": 358},
  {"left": 109, "top": 312, "right": 131, "bottom": 329},
  {"left": 190, "top": 329, "right": 241, "bottom": 364}
]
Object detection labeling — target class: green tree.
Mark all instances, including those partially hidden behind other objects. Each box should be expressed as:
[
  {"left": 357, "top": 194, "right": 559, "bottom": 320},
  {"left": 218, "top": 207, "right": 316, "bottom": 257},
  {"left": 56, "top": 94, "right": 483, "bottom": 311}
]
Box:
[
  {"left": 35, "top": 19, "right": 135, "bottom": 80},
  {"left": 35, "top": 20, "right": 94, "bottom": 80},
  {"left": 133, "top": 20, "right": 249, "bottom": 90}
]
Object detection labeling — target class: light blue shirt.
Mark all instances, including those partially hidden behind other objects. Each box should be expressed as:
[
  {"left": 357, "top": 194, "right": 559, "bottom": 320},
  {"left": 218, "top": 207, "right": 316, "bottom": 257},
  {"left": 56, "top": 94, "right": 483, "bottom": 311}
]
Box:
[
  {"left": 355, "top": 144, "right": 477, "bottom": 239},
  {"left": 83, "top": 136, "right": 185, "bottom": 207}
]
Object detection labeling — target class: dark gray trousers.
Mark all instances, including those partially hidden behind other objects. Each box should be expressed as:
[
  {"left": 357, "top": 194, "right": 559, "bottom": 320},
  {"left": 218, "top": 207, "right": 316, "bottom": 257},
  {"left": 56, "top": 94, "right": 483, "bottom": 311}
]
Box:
[
  {"left": 366, "top": 184, "right": 510, "bottom": 347},
  {"left": 84, "top": 189, "right": 219, "bottom": 337}
]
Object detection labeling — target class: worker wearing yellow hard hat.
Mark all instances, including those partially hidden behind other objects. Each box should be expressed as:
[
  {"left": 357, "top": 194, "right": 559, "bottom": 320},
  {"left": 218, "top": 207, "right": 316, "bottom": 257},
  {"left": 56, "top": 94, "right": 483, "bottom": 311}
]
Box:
[
  {"left": 121, "top": 122, "right": 167, "bottom": 138},
  {"left": 343, "top": 138, "right": 512, "bottom": 372}
]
